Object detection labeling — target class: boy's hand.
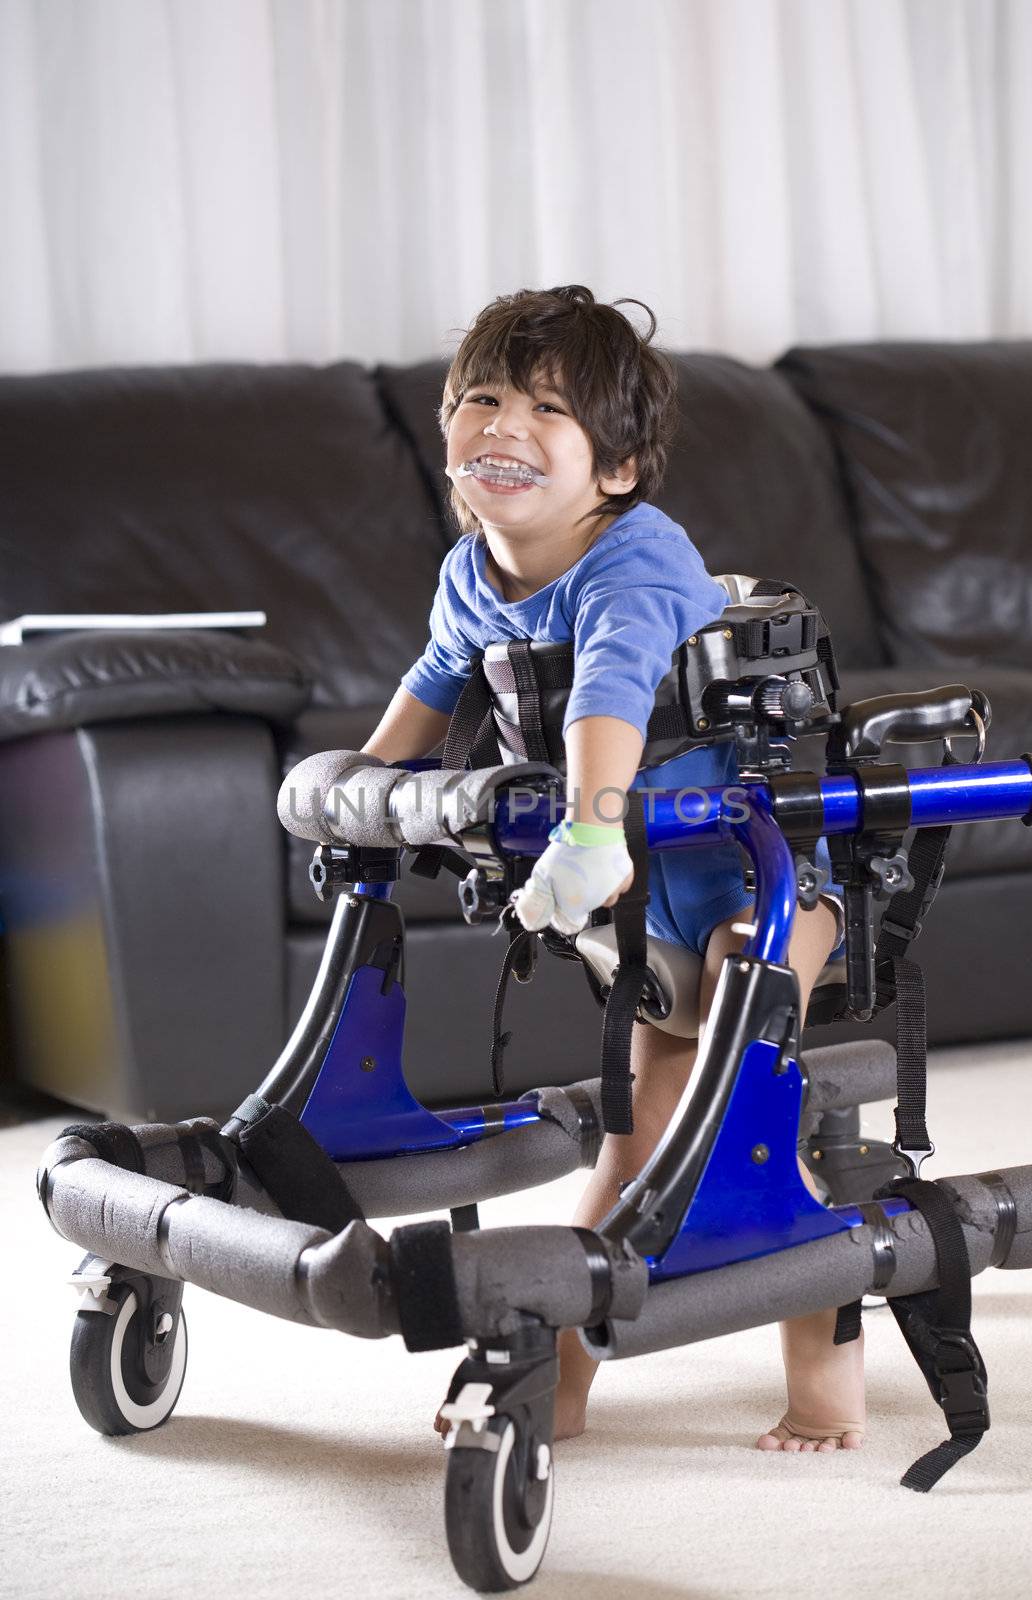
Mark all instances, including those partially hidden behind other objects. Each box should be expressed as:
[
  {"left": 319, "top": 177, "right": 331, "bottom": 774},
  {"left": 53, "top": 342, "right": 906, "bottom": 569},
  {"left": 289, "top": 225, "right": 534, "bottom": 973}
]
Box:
[{"left": 510, "top": 821, "right": 635, "bottom": 936}]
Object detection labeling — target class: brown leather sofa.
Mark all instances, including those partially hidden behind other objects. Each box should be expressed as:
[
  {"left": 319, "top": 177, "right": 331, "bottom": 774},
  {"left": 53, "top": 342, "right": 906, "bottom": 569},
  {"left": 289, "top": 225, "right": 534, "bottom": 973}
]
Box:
[{"left": 1, "top": 341, "right": 1030, "bottom": 1121}]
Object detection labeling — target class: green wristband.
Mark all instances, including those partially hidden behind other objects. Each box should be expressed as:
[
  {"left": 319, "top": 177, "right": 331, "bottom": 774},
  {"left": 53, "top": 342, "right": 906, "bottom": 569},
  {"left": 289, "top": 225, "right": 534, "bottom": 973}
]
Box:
[{"left": 548, "top": 819, "right": 627, "bottom": 848}]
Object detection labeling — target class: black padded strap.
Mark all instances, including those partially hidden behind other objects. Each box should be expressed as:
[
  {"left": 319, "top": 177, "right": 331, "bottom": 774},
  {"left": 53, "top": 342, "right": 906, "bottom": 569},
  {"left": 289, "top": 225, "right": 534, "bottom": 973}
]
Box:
[
  {"left": 60, "top": 1121, "right": 145, "bottom": 1174},
  {"left": 879, "top": 1177, "right": 989, "bottom": 1491},
  {"left": 389, "top": 1220, "right": 464, "bottom": 1351},
  {"left": 235, "top": 1103, "right": 364, "bottom": 1229}
]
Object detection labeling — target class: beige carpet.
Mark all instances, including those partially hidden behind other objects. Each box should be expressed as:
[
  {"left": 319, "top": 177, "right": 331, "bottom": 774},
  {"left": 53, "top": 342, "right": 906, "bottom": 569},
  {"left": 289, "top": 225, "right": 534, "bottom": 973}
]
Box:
[{"left": 3, "top": 1042, "right": 1031, "bottom": 1600}]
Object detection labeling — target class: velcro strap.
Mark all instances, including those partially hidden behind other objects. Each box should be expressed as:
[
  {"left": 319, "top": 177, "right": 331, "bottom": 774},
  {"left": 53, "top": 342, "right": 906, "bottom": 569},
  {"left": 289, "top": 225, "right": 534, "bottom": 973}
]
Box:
[
  {"left": 60, "top": 1121, "right": 145, "bottom": 1174},
  {"left": 389, "top": 1220, "right": 464, "bottom": 1351},
  {"left": 880, "top": 1177, "right": 989, "bottom": 1491},
  {"left": 236, "top": 1103, "right": 364, "bottom": 1229}
]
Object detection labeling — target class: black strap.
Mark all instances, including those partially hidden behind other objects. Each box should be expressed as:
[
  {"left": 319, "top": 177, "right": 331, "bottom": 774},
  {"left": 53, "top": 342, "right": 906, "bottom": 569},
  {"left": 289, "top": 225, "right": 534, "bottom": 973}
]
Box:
[
  {"left": 442, "top": 657, "right": 502, "bottom": 769},
  {"left": 507, "top": 640, "right": 551, "bottom": 762},
  {"left": 489, "top": 911, "right": 537, "bottom": 1096},
  {"left": 235, "top": 1103, "right": 364, "bottom": 1230},
  {"left": 878, "top": 1176, "right": 989, "bottom": 1491},
  {"left": 407, "top": 843, "right": 474, "bottom": 881},
  {"left": 833, "top": 1300, "right": 863, "bottom": 1345},
  {"left": 60, "top": 1121, "right": 145, "bottom": 1174},
  {"left": 599, "top": 793, "right": 651, "bottom": 1136},
  {"left": 389, "top": 1220, "right": 464, "bottom": 1351},
  {"left": 889, "top": 955, "right": 932, "bottom": 1160}
]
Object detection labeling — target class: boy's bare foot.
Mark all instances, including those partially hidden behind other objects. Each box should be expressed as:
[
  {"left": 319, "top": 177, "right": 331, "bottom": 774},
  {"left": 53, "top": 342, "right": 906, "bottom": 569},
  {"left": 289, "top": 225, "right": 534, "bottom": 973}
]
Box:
[{"left": 756, "top": 1312, "right": 866, "bottom": 1452}]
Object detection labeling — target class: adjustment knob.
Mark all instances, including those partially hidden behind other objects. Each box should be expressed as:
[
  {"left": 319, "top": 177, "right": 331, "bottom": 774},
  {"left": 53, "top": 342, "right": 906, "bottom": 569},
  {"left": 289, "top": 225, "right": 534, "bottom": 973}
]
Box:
[{"left": 759, "top": 678, "right": 815, "bottom": 721}]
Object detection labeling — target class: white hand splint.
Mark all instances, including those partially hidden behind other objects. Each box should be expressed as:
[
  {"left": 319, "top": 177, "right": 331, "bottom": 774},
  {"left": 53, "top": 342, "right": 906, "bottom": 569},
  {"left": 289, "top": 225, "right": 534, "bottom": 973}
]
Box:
[{"left": 510, "top": 835, "right": 634, "bottom": 936}]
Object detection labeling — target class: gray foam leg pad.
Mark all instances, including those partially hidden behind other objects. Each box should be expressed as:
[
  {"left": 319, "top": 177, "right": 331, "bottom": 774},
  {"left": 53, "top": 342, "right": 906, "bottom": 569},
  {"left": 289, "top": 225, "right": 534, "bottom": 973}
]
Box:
[
  {"left": 46, "top": 1158, "right": 326, "bottom": 1320},
  {"left": 450, "top": 1228, "right": 647, "bottom": 1338},
  {"left": 336, "top": 1111, "right": 584, "bottom": 1218},
  {"left": 802, "top": 1040, "right": 899, "bottom": 1113},
  {"left": 588, "top": 1162, "right": 1032, "bottom": 1360}
]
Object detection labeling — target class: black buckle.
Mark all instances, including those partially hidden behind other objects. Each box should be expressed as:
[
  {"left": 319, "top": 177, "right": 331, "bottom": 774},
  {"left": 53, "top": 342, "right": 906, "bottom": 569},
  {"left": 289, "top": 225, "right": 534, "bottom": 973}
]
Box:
[
  {"left": 879, "top": 913, "right": 922, "bottom": 945},
  {"left": 935, "top": 1333, "right": 989, "bottom": 1434}
]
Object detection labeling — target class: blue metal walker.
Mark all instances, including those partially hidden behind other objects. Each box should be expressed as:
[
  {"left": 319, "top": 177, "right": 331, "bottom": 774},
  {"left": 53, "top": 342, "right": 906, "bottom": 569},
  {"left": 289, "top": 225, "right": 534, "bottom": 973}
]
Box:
[{"left": 38, "top": 676, "right": 1032, "bottom": 1592}]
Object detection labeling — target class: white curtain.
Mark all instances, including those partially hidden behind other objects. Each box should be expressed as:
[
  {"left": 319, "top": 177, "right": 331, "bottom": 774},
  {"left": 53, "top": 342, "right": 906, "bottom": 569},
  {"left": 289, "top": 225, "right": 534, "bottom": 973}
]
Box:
[{"left": 1, "top": 0, "right": 1029, "bottom": 372}]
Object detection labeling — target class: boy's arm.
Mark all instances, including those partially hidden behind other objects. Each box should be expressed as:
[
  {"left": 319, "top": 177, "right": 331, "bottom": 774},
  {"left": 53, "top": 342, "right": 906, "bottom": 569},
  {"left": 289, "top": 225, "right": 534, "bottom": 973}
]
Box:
[
  {"left": 564, "top": 716, "right": 644, "bottom": 828},
  {"left": 362, "top": 685, "right": 453, "bottom": 763}
]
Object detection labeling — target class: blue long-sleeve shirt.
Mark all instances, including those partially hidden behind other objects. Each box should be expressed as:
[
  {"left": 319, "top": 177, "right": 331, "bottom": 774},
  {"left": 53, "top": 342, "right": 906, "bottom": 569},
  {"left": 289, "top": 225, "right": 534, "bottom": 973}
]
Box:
[{"left": 401, "top": 503, "right": 728, "bottom": 741}]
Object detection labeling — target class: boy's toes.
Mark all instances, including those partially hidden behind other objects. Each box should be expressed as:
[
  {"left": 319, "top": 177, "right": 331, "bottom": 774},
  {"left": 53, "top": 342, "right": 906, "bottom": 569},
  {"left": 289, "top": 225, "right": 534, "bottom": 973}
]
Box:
[{"left": 757, "top": 1416, "right": 865, "bottom": 1452}]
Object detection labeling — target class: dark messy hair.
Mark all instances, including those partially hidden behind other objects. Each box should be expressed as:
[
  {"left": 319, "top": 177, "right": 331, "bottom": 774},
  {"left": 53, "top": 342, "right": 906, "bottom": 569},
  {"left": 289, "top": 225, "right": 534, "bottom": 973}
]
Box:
[{"left": 438, "top": 285, "right": 678, "bottom": 535}]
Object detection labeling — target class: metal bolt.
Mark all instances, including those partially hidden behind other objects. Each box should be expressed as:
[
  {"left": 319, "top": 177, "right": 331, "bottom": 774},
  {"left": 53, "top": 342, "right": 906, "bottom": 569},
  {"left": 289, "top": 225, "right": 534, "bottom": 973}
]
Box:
[
  {"left": 738, "top": 959, "right": 750, "bottom": 972},
  {"left": 361, "top": 1056, "right": 377, "bottom": 1073},
  {"left": 811, "top": 1148, "right": 823, "bottom": 1161},
  {"left": 723, "top": 628, "right": 733, "bottom": 640},
  {"left": 859, "top": 1144, "right": 869, "bottom": 1156},
  {"left": 697, "top": 717, "right": 710, "bottom": 730},
  {"left": 886, "top": 866, "right": 901, "bottom": 885},
  {"left": 751, "top": 1144, "right": 770, "bottom": 1164},
  {"left": 688, "top": 635, "right": 698, "bottom": 646},
  {"left": 800, "top": 871, "right": 816, "bottom": 892}
]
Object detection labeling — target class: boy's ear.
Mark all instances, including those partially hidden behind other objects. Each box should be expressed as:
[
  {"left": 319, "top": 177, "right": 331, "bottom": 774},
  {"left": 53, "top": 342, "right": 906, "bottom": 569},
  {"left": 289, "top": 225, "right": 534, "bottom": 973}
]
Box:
[{"left": 597, "top": 455, "right": 639, "bottom": 495}]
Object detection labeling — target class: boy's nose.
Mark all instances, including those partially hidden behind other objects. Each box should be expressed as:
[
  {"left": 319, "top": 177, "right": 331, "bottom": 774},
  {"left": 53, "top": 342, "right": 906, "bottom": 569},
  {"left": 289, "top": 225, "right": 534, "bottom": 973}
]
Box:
[{"left": 484, "top": 408, "right": 529, "bottom": 439}]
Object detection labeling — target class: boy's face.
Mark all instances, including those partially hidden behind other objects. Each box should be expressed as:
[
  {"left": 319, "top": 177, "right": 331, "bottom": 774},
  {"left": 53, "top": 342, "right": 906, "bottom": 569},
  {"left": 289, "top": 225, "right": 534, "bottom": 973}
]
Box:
[{"left": 445, "top": 375, "right": 636, "bottom": 541}]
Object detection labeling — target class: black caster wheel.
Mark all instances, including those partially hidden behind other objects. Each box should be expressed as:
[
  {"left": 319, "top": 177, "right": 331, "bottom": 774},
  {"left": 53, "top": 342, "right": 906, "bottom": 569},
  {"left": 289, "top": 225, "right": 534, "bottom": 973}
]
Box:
[
  {"left": 444, "top": 1412, "right": 554, "bottom": 1591},
  {"left": 69, "top": 1262, "right": 187, "bottom": 1436}
]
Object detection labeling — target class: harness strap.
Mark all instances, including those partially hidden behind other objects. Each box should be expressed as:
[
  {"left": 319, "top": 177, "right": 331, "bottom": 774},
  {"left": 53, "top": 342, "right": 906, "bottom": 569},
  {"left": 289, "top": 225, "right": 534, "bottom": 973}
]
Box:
[
  {"left": 507, "top": 640, "right": 551, "bottom": 762},
  {"left": 442, "top": 655, "right": 502, "bottom": 770},
  {"left": 877, "top": 1176, "right": 990, "bottom": 1491},
  {"left": 599, "top": 793, "right": 651, "bottom": 1136}
]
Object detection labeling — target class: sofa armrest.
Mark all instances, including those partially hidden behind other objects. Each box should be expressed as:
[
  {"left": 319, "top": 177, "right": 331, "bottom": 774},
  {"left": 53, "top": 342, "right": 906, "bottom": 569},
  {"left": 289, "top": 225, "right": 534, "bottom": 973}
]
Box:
[
  {"left": 0, "top": 715, "right": 287, "bottom": 1120},
  {"left": 0, "top": 628, "right": 311, "bottom": 742}
]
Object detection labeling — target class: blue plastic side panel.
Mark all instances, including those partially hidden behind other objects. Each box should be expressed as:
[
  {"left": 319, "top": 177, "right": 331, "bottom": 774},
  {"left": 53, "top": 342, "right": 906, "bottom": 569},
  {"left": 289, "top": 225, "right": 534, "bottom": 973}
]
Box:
[
  {"left": 300, "top": 966, "right": 463, "bottom": 1160},
  {"left": 650, "top": 1040, "right": 851, "bottom": 1280}
]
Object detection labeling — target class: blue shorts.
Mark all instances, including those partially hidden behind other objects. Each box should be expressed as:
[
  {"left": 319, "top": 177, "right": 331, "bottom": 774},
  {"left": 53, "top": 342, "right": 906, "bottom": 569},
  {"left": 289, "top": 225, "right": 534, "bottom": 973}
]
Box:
[{"left": 633, "top": 748, "right": 846, "bottom": 961}]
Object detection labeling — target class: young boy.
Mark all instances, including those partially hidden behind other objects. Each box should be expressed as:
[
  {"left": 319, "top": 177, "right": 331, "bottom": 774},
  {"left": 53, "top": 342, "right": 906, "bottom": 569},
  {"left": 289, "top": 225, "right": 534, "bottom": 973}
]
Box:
[{"left": 361, "top": 285, "right": 865, "bottom": 1454}]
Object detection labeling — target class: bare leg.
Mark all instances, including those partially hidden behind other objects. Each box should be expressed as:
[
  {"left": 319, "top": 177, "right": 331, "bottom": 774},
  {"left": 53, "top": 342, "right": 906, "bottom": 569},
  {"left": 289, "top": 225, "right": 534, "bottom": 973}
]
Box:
[
  {"left": 755, "top": 900, "right": 865, "bottom": 1451},
  {"left": 556, "top": 898, "right": 863, "bottom": 1450}
]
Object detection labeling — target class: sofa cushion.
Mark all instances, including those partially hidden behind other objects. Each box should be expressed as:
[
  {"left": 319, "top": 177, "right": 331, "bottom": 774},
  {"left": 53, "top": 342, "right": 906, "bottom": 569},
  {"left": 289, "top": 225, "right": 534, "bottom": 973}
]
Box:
[
  {"left": 378, "top": 354, "right": 884, "bottom": 671},
  {"left": 658, "top": 355, "right": 883, "bottom": 669},
  {"left": 0, "top": 361, "right": 447, "bottom": 709},
  {"left": 776, "top": 341, "right": 1032, "bottom": 670},
  {"left": 0, "top": 628, "right": 310, "bottom": 742}
]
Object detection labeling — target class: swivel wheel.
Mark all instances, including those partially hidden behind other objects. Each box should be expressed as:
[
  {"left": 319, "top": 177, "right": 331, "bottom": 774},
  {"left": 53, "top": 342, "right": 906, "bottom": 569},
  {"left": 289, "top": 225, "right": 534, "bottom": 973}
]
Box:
[
  {"left": 445, "top": 1407, "right": 554, "bottom": 1591},
  {"left": 69, "top": 1261, "right": 187, "bottom": 1436}
]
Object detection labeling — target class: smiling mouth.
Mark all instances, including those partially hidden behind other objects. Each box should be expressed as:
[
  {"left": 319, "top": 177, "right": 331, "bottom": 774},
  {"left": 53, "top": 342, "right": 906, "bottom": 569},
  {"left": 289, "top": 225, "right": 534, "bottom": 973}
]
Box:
[{"left": 456, "top": 455, "right": 550, "bottom": 488}]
